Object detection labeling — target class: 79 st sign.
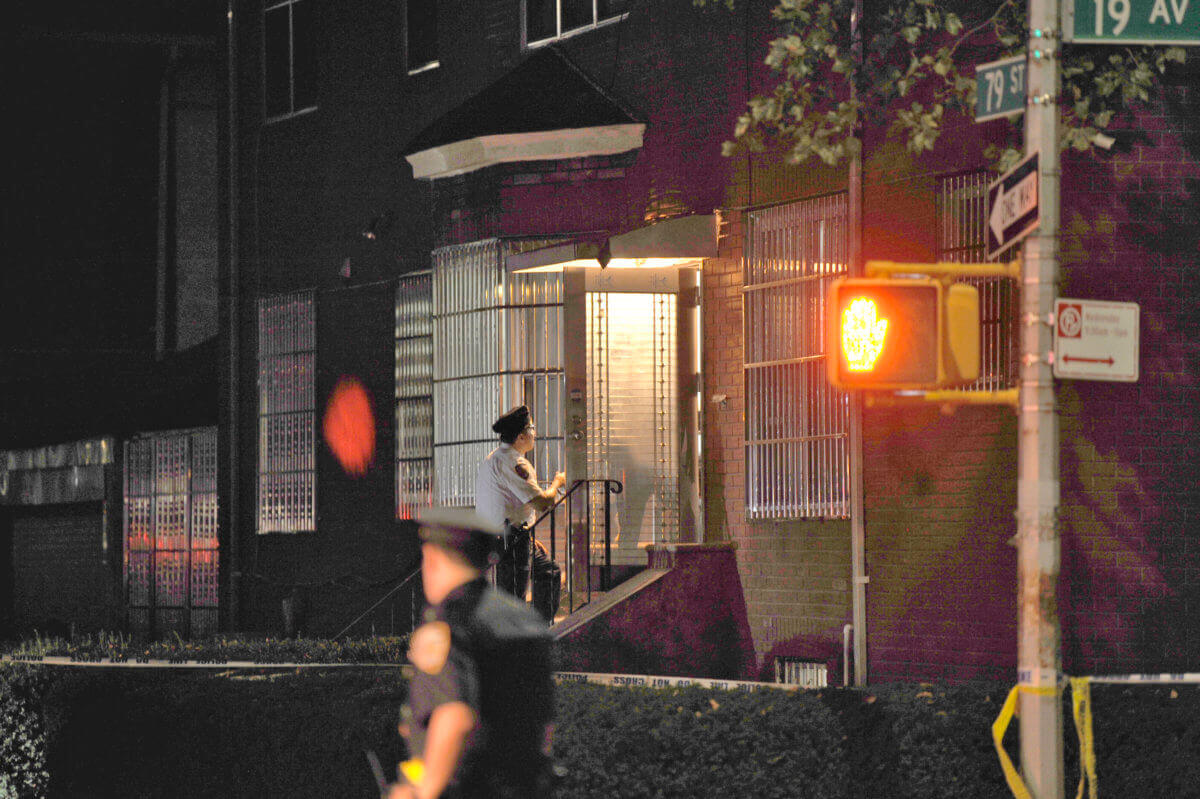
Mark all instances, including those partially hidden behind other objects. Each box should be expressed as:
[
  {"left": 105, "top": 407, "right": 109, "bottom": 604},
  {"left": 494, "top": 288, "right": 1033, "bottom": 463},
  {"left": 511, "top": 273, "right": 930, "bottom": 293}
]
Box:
[{"left": 975, "top": 55, "right": 1027, "bottom": 122}]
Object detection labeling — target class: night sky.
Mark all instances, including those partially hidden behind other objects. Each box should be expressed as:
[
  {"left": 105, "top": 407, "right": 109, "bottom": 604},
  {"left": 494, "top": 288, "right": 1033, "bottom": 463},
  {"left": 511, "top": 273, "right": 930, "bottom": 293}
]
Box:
[{"left": 2, "top": 2, "right": 222, "bottom": 447}]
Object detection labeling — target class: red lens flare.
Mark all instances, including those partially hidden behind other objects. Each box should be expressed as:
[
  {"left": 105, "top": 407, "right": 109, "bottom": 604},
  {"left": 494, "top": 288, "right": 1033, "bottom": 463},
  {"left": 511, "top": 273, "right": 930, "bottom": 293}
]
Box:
[{"left": 323, "top": 376, "right": 375, "bottom": 477}]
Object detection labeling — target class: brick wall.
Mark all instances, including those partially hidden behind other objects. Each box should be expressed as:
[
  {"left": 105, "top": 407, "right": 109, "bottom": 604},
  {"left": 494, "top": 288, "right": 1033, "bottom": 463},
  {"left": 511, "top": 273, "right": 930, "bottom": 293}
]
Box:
[
  {"left": 1056, "top": 74, "right": 1200, "bottom": 674},
  {"left": 703, "top": 210, "right": 853, "bottom": 676}
]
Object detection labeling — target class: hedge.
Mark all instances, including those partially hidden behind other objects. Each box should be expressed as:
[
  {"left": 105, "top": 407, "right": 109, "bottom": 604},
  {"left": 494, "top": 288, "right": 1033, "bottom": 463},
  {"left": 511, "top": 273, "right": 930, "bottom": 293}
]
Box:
[{"left": 2, "top": 647, "right": 1198, "bottom": 798}]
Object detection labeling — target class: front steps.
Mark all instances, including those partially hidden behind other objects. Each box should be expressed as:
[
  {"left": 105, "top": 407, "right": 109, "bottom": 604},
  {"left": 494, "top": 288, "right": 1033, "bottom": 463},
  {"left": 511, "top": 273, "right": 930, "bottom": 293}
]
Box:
[{"left": 549, "top": 543, "right": 756, "bottom": 679}]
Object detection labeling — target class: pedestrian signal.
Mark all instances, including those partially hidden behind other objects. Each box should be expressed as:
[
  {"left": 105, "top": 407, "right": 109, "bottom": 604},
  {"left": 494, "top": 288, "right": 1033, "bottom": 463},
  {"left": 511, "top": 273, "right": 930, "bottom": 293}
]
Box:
[{"left": 826, "top": 277, "right": 980, "bottom": 390}]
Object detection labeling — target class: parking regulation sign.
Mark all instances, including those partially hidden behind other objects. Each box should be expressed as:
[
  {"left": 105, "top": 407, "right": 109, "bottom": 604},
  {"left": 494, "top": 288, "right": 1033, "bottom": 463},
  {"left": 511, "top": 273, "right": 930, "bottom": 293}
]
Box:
[
  {"left": 1053, "top": 298, "right": 1140, "bottom": 382},
  {"left": 986, "top": 152, "right": 1039, "bottom": 259}
]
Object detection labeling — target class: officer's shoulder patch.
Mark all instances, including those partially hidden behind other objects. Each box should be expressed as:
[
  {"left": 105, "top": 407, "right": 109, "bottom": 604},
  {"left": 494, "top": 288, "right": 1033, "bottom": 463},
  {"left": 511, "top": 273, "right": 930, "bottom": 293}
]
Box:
[
  {"left": 514, "top": 462, "right": 532, "bottom": 480},
  {"left": 408, "top": 621, "right": 451, "bottom": 674}
]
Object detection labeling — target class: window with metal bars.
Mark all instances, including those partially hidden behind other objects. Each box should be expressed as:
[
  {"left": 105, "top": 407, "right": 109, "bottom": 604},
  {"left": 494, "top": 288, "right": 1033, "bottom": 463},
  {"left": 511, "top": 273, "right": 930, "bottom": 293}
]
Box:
[
  {"left": 406, "top": 0, "right": 439, "bottom": 74},
  {"left": 936, "top": 171, "right": 1018, "bottom": 392},
  {"left": 396, "top": 272, "right": 434, "bottom": 519},
  {"left": 256, "top": 290, "right": 316, "bottom": 533},
  {"left": 743, "top": 195, "right": 850, "bottom": 520},
  {"left": 524, "top": 0, "right": 631, "bottom": 47},
  {"left": 124, "top": 428, "right": 219, "bottom": 639},
  {"left": 264, "top": 0, "right": 317, "bottom": 121},
  {"left": 431, "top": 239, "right": 565, "bottom": 508}
]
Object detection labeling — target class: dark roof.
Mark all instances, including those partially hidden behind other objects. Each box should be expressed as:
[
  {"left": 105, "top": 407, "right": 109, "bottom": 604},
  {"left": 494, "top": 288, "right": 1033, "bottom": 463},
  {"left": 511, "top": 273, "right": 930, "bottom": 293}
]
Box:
[
  {"left": 0, "top": 338, "right": 219, "bottom": 450},
  {"left": 404, "top": 46, "right": 641, "bottom": 155}
]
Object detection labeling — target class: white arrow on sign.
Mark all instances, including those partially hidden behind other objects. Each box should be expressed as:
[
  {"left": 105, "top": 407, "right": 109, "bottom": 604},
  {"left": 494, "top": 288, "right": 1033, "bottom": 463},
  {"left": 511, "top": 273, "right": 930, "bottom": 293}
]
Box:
[{"left": 990, "top": 169, "right": 1038, "bottom": 242}]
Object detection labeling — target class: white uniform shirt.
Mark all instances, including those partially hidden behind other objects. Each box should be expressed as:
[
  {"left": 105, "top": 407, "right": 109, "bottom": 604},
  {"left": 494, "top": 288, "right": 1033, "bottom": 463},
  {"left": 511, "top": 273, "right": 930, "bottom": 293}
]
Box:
[{"left": 474, "top": 443, "right": 543, "bottom": 528}]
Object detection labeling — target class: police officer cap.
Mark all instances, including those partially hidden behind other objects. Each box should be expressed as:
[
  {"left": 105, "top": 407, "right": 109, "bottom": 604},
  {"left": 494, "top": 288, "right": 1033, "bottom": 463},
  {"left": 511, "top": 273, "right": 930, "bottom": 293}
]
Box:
[
  {"left": 416, "top": 507, "right": 504, "bottom": 567},
  {"left": 492, "top": 405, "right": 531, "bottom": 439}
]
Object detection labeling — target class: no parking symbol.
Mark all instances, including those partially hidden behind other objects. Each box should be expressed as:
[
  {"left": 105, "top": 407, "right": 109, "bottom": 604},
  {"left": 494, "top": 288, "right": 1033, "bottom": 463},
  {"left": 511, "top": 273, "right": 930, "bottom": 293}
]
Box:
[{"left": 1053, "top": 298, "right": 1139, "bottom": 382}]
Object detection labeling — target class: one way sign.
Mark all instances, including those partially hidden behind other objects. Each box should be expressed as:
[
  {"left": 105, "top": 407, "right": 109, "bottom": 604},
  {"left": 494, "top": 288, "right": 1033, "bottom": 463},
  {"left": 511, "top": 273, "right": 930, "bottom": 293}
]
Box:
[{"left": 986, "top": 152, "right": 1040, "bottom": 259}]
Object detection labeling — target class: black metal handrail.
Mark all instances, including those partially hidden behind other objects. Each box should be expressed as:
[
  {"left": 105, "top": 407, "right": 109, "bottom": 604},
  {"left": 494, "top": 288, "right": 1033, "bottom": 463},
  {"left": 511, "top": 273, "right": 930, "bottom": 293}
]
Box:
[
  {"left": 333, "top": 562, "right": 423, "bottom": 640},
  {"left": 529, "top": 478, "right": 623, "bottom": 616}
]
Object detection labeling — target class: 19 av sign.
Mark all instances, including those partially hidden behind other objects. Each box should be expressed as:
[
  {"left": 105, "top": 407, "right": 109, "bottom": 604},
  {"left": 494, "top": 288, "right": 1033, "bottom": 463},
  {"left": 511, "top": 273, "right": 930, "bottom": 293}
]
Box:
[{"left": 1065, "top": 0, "right": 1200, "bottom": 44}]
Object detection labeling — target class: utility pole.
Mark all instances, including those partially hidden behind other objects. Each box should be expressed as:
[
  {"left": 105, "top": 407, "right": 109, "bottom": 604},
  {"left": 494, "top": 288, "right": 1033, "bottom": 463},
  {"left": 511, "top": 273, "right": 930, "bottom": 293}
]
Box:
[
  {"left": 848, "top": 0, "right": 868, "bottom": 688},
  {"left": 1017, "top": 0, "right": 1064, "bottom": 794}
]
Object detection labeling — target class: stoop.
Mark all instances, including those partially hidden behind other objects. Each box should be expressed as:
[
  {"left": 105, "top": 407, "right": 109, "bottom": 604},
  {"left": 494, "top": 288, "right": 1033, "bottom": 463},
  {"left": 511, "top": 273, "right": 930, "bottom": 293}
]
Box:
[{"left": 551, "top": 543, "right": 756, "bottom": 680}]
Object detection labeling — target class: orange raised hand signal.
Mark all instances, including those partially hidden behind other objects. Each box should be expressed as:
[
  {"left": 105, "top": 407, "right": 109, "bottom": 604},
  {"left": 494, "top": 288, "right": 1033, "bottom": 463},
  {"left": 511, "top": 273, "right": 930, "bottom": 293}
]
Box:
[{"left": 841, "top": 297, "right": 888, "bottom": 371}]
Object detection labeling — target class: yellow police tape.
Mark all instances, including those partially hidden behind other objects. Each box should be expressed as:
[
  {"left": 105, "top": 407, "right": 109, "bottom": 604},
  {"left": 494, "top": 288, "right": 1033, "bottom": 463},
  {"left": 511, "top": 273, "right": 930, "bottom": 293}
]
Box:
[
  {"left": 991, "top": 679, "right": 1098, "bottom": 799},
  {"left": 991, "top": 683, "right": 1058, "bottom": 799},
  {"left": 1069, "top": 677, "right": 1098, "bottom": 799}
]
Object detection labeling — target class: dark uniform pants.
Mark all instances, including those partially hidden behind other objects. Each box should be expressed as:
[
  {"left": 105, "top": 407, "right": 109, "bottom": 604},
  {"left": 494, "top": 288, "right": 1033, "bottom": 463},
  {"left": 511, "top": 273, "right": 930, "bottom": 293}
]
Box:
[{"left": 497, "top": 523, "right": 561, "bottom": 622}]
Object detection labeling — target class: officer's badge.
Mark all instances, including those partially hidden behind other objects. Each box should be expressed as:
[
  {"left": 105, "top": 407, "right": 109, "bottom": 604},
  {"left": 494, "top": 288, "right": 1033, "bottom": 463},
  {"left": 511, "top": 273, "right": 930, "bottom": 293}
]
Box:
[
  {"left": 408, "top": 621, "right": 451, "bottom": 674},
  {"left": 514, "top": 462, "right": 532, "bottom": 480}
]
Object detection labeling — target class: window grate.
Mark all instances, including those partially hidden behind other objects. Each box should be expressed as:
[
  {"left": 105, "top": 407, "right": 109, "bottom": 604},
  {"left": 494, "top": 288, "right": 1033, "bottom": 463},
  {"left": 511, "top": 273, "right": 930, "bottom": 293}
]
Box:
[
  {"left": 431, "top": 240, "right": 565, "bottom": 508},
  {"left": 744, "top": 196, "right": 850, "bottom": 520},
  {"left": 256, "top": 290, "right": 316, "bottom": 533},
  {"left": 396, "top": 272, "right": 435, "bottom": 520},
  {"left": 524, "top": 0, "right": 631, "bottom": 48},
  {"left": 775, "top": 657, "right": 828, "bottom": 688},
  {"left": 936, "top": 172, "right": 1018, "bottom": 392},
  {"left": 124, "top": 428, "right": 219, "bottom": 639}
]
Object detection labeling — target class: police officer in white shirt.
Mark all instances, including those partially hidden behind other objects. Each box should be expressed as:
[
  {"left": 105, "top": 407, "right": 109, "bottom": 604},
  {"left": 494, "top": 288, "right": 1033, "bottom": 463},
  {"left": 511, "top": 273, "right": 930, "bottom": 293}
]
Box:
[{"left": 475, "top": 406, "right": 565, "bottom": 621}]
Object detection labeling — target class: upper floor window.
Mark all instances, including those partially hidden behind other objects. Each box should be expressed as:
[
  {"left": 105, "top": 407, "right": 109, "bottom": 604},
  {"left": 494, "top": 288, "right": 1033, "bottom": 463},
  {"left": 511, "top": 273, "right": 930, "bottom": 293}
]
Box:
[
  {"left": 406, "top": 0, "right": 439, "bottom": 74},
  {"left": 264, "top": 0, "right": 317, "bottom": 120},
  {"left": 524, "top": 0, "right": 631, "bottom": 47}
]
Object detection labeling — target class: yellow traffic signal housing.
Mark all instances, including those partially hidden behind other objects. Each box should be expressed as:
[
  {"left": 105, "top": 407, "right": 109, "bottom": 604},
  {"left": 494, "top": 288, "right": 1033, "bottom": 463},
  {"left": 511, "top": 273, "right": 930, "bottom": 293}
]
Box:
[{"left": 826, "top": 277, "right": 980, "bottom": 390}]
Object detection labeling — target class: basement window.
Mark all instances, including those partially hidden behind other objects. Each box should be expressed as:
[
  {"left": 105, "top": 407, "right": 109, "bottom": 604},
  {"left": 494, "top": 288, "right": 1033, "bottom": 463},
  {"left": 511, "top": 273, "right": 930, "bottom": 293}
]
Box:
[{"left": 775, "top": 657, "right": 828, "bottom": 688}]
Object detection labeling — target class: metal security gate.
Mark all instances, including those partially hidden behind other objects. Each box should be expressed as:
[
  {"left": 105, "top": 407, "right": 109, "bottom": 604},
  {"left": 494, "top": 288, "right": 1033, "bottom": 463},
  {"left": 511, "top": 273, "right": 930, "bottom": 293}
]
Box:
[
  {"left": 395, "top": 271, "right": 435, "bottom": 519},
  {"left": 937, "top": 171, "right": 1017, "bottom": 391},
  {"left": 744, "top": 196, "right": 850, "bottom": 520},
  {"left": 124, "top": 427, "right": 218, "bottom": 638},
  {"left": 431, "top": 239, "right": 565, "bottom": 507},
  {"left": 585, "top": 290, "right": 679, "bottom": 562},
  {"left": 563, "top": 265, "right": 700, "bottom": 567}
]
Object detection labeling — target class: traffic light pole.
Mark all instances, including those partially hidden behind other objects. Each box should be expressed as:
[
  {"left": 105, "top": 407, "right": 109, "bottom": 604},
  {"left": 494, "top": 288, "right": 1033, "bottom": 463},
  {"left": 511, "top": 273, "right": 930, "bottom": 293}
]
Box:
[{"left": 1017, "top": 0, "right": 1065, "bottom": 795}]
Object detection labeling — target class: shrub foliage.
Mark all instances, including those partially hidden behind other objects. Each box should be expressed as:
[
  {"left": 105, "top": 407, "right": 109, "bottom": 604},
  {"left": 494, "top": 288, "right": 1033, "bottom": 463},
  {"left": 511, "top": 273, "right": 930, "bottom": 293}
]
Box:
[{"left": 3, "top": 637, "right": 1198, "bottom": 798}]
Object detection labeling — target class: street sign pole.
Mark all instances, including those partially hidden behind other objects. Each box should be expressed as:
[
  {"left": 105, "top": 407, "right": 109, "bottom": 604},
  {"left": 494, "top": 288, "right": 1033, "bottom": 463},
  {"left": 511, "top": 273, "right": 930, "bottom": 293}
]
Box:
[{"left": 1018, "top": 0, "right": 1065, "bottom": 796}]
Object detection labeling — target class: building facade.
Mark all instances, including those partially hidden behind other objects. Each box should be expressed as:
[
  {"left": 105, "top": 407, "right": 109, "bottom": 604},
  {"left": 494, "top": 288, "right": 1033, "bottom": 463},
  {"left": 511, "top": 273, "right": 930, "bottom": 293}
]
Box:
[{"left": 8, "top": 0, "right": 1194, "bottom": 686}]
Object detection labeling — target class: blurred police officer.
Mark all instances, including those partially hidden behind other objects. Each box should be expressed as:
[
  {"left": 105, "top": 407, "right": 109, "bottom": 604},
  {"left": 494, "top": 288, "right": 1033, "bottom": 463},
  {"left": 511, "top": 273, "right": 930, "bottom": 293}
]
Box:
[
  {"left": 475, "top": 405, "right": 564, "bottom": 621},
  {"left": 387, "top": 507, "right": 556, "bottom": 799}
]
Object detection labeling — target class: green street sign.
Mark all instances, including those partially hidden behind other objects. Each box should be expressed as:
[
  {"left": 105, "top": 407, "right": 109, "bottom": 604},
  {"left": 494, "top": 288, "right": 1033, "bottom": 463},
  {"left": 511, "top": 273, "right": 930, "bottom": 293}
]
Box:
[
  {"left": 975, "top": 54, "right": 1027, "bottom": 122},
  {"left": 1065, "top": 0, "right": 1200, "bottom": 45}
]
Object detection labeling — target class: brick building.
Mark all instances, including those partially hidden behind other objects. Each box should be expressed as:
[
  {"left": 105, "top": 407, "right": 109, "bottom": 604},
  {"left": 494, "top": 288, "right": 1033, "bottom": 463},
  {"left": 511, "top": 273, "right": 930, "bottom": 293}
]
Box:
[
  {"left": 7, "top": 0, "right": 1195, "bottom": 685},
  {"left": 215, "top": 0, "right": 1197, "bottom": 681}
]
